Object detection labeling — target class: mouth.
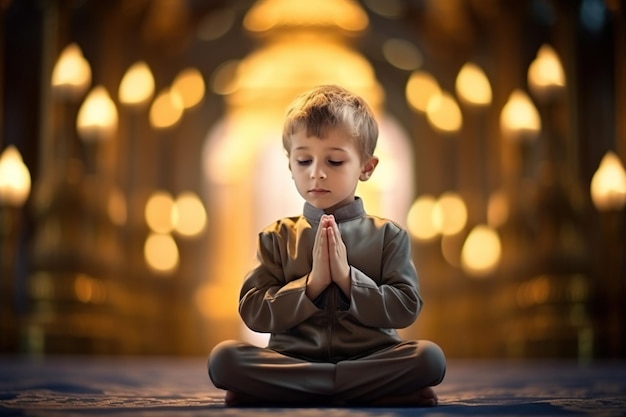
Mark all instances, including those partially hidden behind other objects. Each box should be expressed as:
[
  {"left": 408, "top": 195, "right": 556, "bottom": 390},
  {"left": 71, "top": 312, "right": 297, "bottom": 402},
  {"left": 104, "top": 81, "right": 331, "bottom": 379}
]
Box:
[{"left": 308, "top": 188, "right": 330, "bottom": 195}]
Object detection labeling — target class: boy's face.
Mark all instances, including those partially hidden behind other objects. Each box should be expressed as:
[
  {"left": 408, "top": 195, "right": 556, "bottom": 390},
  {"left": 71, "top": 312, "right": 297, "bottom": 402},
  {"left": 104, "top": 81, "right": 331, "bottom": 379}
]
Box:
[{"left": 288, "top": 127, "right": 378, "bottom": 214}]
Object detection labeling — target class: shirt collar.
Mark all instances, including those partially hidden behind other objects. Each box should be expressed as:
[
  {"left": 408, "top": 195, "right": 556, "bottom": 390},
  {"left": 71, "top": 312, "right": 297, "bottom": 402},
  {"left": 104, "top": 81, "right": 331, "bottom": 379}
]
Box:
[{"left": 303, "top": 197, "right": 365, "bottom": 224}]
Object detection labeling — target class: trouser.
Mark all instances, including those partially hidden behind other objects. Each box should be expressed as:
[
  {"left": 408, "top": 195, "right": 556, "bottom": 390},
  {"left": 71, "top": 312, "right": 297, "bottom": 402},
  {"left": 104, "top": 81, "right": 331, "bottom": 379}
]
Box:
[{"left": 208, "top": 339, "right": 446, "bottom": 404}]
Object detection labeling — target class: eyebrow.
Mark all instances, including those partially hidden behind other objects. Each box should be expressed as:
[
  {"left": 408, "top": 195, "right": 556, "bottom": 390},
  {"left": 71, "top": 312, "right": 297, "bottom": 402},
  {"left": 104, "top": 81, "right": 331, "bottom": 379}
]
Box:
[{"left": 293, "top": 146, "right": 348, "bottom": 152}]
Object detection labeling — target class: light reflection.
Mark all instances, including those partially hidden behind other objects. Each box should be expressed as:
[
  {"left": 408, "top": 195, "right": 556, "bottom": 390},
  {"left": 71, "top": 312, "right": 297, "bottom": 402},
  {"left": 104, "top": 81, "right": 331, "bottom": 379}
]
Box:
[
  {"left": 119, "top": 61, "right": 155, "bottom": 107},
  {"left": 382, "top": 38, "right": 423, "bottom": 71},
  {"left": 51, "top": 43, "right": 92, "bottom": 100},
  {"left": 500, "top": 89, "right": 541, "bottom": 142},
  {"left": 407, "top": 195, "right": 439, "bottom": 241},
  {"left": 149, "top": 88, "right": 184, "bottom": 129},
  {"left": 406, "top": 71, "right": 440, "bottom": 113},
  {"left": 461, "top": 224, "right": 501, "bottom": 277},
  {"left": 441, "top": 233, "right": 464, "bottom": 267},
  {"left": 455, "top": 62, "right": 492, "bottom": 107},
  {"left": 211, "top": 60, "right": 240, "bottom": 95},
  {"left": 145, "top": 191, "right": 176, "bottom": 233},
  {"left": 527, "top": 44, "right": 565, "bottom": 101},
  {"left": 426, "top": 91, "right": 463, "bottom": 133},
  {"left": 76, "top": 86, "right": 119, "bottom": 142},
  {"left": 171, "top": 67, "right": 205, "bottom": 109},
  {"left": 243, "top": 0, "right": 368, "bottom": 33},
  {"left": 173, "top": 192, "right": 207, "bottom": 237},
  {"left": 590, "top": 151, "right": 626, "bottom": 211},
  {"left": 107, "top": 187, "right": 127, "bottom": 226},
  {"left": 434, "top": 191, "right": 467, "bottom": 235},
  {"left": 487, "top": 190, "right": 509, "bottom": 228},
  {"left": 0, "top": 145, "right": 31, "bottom": 207},
  {"left": 144, "top": 232, "right": 179, "bottom": 274}
]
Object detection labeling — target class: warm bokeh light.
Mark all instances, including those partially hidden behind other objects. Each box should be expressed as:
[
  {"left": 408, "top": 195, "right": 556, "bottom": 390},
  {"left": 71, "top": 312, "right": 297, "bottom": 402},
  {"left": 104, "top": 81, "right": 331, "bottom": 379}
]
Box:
[
  {"left": 51, "top": 43, "right": 92, "bottom": 100},
  {"left": 407, "top": 195, "right": 439, "bottom": 241},
  {"left": 118, "top": 61, "right": 155, "bottom": 107},
  {"left": 500, "top": 89, "right": 541, "bottom": 141},
  {"left": 171, "top": 67, "right": 205, "bottom": 109},
  {"left": 461, "top": 224, "right": 502, "bottom": 277},
  {"left": 76, "top": 86, "right": 119, "bottom": 142},
  {"left": 0, "top": 145, "right": 31, "bottom": 207},
  {"left": 434, "top": 192, "right": 468, "bottom": 235},
  {"left": 107, "top": 187, "right": 127, "bottom": 226},
  {"left": 528, "top": 44, "right": 566, "bottom": 100},
  {"left": 144, "top": 233, "right": 179, "bottom": 274},
  {"left": 211, "top": 60, "right": 240, "bottom": 95},
  {"left": 243, "top": 0, "right": 368, "bottom": 33},
  {"left": 590, "top": 151, "right": 626, "bottom": 211},
  {"left": 406, "top": 70, "right": 440, "bottom": 113},
  {"left": 149, "top": 88, "right": 184, "bottom": 129},
  {"left": 441, "top": 233, "right": 464, "bottom": 267},
  {"left": 145, "top": 191, "right": 176, "bottom": 233},
  {"left": 426, "top": 91, "right": 463, "bottom": 133},
  {"left": 226, "top": 36, "right": 382, "bottom": 110},
  {"left": 487, "top": 190, "right": 509, "bottom": 228},
  {"left": 455, "top": 62, "right": 492, "bottom": 107},
  {"left": 173, "top": 192, "right": 207, "bottom": 237},
  {"left": 74, "top": 274, "right": 106, "bottom": 304},
  {"left": 382, "top": 38, "right": 423, "bottom": 70}
]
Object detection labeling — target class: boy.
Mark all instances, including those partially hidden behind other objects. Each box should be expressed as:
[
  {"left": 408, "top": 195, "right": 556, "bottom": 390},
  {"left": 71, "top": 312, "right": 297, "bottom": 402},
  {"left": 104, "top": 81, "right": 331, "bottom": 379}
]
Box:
[{"left": 208, "top": 85, "right": 446, "bottom": 407}]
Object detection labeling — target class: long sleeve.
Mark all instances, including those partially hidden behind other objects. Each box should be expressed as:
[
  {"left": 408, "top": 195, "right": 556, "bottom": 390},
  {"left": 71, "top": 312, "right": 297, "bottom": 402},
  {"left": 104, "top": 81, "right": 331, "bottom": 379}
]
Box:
[
  {"left": 236, "top": 198, "right": 424, "bottom": 362},
  {"left": 238, "top": 223, "right": 319, "bottom": 333},
  {"left": 347, "top": 228, "right": 421, "bottom": 329}
]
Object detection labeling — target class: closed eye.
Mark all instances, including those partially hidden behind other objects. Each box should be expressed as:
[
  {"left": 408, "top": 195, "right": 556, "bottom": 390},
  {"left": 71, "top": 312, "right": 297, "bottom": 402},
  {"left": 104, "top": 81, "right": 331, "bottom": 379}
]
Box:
[
  {"left": 296, "top": 159, "right": 312, "bottom": 166},
  {"left": 328, "top": 160, "right": 344, "bottom": 166}
]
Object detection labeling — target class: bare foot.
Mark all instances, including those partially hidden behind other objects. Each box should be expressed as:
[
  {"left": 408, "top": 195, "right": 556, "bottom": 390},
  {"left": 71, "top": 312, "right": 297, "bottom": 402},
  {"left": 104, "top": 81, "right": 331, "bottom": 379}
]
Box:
[
  {"left": 371, "top": 387, "right": 438, "bottom": 407},
  {"left": 224, "top": 390, "right": 262, "bottom": 406}
]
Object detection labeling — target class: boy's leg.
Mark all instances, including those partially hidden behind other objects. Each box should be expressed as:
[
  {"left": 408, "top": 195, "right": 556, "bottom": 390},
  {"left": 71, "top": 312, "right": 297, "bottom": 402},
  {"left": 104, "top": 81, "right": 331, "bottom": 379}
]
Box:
[
  {"left": 208, "top": 340, "right": 335, "bottom": 404},
  {"left": 333, "top": 340, "right": 446, "bottom": 405}
]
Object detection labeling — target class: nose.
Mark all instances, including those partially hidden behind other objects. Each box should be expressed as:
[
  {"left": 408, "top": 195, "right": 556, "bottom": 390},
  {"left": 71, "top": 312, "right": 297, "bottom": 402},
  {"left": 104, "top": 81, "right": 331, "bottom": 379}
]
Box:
[{"left": 310, "top": 161, "right": 327, "bottom": 179}]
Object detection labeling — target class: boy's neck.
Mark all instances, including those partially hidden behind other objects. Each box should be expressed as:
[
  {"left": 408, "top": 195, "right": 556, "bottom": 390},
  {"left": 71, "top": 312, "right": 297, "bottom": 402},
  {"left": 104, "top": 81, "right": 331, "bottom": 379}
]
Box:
[{"left": 304, "top": 197, "right": 364, "bottom": 223}]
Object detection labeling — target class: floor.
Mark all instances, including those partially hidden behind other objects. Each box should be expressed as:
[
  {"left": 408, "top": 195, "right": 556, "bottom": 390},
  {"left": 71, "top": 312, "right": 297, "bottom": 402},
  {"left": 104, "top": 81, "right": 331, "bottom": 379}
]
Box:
[{"left": 1, "top": 355, "right": 625, "bottom": 416}]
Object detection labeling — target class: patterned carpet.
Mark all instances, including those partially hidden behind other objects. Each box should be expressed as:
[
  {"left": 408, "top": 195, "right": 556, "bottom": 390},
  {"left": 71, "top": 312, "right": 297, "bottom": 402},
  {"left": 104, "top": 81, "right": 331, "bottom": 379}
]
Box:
[{"left": 1, "top": 356, "right": 625, "bottom": 416}]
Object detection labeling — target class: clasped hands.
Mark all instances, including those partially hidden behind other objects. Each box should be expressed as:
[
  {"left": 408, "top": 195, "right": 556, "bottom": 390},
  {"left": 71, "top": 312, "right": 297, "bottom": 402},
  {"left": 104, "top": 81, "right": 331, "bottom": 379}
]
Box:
[{"left": 306, "top": 214, "right": 351, "bottom": 300}]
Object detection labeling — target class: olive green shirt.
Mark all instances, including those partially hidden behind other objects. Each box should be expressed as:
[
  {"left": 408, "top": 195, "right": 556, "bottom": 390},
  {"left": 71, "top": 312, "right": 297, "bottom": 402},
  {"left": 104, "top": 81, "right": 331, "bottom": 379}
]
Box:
[{"left": 239, "top": 197, "right": 422, "bottom": 363}]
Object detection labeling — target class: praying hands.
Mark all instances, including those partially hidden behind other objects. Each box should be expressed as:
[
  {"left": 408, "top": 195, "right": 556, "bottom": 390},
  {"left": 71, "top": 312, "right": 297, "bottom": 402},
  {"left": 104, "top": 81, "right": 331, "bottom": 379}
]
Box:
[{"left": 306, "top": 214, "right": 351, "bottom": 300}]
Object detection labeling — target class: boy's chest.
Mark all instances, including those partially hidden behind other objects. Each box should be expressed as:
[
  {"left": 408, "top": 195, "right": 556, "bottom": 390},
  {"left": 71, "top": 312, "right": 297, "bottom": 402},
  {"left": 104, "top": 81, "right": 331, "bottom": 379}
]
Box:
[{"left": 283, "top": 225, "right": 385, "bottom": 282}]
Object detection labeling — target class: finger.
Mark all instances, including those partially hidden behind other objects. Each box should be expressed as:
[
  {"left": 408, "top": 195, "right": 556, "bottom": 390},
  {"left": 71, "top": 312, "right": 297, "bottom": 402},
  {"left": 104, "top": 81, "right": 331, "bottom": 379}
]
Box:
[
  {"left": 314, "top": 218, "right": 325, "bottom": 247},
  {"left": 327, "top": 220, "right": 342, "bottom": 248},
  {"left": 327, "top": 226, "right": 336, "bottom": 254}
]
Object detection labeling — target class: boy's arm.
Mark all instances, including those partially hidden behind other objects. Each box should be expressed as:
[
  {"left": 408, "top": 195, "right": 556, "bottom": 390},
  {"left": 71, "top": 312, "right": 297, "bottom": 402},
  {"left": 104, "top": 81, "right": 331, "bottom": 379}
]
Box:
[
  {"left": 238, "top": 230, "right": 319, "bottom": 333},
  {"left": 347, "top": 228, "right": 422, "bottom": 328}
]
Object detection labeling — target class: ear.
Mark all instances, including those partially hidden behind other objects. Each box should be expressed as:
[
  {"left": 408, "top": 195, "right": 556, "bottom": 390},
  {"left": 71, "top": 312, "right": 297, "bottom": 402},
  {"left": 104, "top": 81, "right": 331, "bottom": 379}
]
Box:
[{"left": 359, "top": 156, "right": 379, "bottom": 181}]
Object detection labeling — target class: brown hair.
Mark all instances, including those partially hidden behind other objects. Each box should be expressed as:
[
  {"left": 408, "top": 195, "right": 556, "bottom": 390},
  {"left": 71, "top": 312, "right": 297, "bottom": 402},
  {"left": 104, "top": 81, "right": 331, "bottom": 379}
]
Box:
[{"left": 282, "top": 85, "right": 378, "bottom": 161}]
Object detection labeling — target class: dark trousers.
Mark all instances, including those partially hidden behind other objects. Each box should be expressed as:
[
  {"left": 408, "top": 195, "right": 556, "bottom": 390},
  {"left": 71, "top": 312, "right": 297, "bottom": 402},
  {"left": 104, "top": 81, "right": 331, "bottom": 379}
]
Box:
[{"left": 208, "top": 339, "right": 446, "bottom": 405}]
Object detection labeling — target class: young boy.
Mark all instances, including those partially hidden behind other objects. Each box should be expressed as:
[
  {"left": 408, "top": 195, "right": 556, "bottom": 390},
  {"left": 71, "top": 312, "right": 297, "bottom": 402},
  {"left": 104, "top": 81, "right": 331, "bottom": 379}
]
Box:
[{"left": 208, "top": 85, "right": 446, "bottom": 407}]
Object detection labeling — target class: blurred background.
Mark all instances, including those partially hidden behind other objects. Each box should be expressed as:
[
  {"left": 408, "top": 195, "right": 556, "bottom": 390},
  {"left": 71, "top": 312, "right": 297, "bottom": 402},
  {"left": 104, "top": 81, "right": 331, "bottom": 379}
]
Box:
[{"left": 0, "top": 0, "right": 624, "bottom": 360}]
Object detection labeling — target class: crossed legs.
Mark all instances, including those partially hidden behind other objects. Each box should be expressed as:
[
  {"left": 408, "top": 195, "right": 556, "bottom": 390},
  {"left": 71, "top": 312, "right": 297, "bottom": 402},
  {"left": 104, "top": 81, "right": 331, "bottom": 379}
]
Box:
[{"left": 208, "top": 339, "right": 446, "bottom": 407}]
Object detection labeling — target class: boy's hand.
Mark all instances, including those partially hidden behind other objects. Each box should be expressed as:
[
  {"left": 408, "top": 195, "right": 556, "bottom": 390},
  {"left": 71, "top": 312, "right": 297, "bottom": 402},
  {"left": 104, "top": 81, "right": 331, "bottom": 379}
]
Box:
[
  {"left": 326, "top": 215, "right": 351, "bottom": 297},
  {"left": 306, "top": 215, "right": 332, "bottom": 300}
]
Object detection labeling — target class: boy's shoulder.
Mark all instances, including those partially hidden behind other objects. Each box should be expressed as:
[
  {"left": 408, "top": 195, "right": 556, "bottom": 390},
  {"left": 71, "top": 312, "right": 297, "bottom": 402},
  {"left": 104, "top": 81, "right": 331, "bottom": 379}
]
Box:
[
  {"left": 260, "top": 214, "right": 308, "bottom": 234},
  {"left": 364, "top": 213, "right": 405, "bottom": 233}
]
